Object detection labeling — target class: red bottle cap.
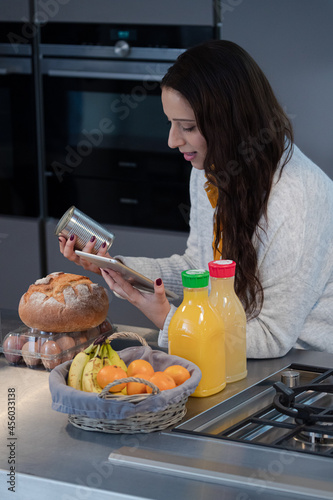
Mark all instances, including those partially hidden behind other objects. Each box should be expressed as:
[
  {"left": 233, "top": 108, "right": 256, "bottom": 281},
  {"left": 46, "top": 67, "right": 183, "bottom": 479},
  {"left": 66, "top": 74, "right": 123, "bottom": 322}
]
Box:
[{"left": 208, "top": 260, "right": 236, "bottom": 278}]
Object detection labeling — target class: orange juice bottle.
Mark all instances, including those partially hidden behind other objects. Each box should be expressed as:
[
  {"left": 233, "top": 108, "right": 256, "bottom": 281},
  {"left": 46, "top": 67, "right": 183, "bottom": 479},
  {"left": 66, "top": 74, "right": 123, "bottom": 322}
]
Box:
[
  {"left": 208, "top": 260, "right": 247, "bottom": 383},
  {"left": 168, "top": 269, "right": 226, "bottom": 397}
]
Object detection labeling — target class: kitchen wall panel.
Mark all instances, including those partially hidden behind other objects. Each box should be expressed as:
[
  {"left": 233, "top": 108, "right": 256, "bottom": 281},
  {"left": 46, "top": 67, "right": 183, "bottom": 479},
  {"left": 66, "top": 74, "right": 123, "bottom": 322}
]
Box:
[
  {"left": 221, "top": 0, "right": 333, "bottom": 179},
  {"left": 0, "top": 1, "right": 30, "bottom": 22},
  {"left": 0, "top": 216, "right": 42, "bottom": 310},
  {"left": 32, "top": 0, "right": 215, "bottom": 25}
]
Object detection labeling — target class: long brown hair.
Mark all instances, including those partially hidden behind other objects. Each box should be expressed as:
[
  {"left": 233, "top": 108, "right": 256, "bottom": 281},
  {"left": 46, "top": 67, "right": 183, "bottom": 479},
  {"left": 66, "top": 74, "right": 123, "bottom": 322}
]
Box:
[{"left": 161, "top": 40, "right": 294, "bottom": 318}]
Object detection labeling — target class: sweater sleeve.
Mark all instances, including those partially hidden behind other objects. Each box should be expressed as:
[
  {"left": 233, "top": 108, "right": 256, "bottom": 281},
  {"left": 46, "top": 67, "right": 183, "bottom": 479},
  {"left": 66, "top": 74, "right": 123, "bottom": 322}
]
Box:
[
  {"left": 158, "top": 304, "right": 177, "bottom": 348},
  {"left": 117, "top": 248, "right": 196, "bottom": 299}
]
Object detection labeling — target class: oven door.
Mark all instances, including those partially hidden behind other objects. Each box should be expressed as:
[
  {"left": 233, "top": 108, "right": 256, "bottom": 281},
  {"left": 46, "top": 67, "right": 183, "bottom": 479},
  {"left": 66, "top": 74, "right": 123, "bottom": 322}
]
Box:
[
  {"left": 42, "top": 55, "right": 191, "bottom": 231},
  {"left": 0, "top": 54, "right": 39, "bottom": 217}
]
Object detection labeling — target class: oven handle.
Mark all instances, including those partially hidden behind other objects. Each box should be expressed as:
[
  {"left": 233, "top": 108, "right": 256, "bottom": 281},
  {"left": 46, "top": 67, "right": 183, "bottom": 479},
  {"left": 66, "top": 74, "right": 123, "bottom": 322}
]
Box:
[
  {"left": 0, "top": 68, "right": 30, "bottom": 75},
  {"left": 47, "top": 69, "right": 163, "bottom": 82}
]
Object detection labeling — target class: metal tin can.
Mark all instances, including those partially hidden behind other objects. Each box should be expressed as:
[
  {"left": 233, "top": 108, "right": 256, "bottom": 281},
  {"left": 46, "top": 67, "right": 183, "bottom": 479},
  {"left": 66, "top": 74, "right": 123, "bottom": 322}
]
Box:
[{"left": 55, "top": 206, "right": 115, "bottom": 254}]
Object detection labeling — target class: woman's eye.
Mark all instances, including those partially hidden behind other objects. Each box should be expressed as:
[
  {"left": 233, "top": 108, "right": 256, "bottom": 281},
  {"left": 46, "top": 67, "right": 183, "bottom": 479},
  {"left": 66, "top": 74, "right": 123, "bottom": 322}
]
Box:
[{"left": 166, "top": 120, "right": 195, "bottom": 132}]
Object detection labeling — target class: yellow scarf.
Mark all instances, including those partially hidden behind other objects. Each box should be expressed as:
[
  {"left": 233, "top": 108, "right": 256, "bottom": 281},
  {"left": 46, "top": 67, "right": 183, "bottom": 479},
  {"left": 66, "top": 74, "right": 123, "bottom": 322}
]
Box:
[{"left": 204, "top": 180, "right": 222, "bottom": 260}]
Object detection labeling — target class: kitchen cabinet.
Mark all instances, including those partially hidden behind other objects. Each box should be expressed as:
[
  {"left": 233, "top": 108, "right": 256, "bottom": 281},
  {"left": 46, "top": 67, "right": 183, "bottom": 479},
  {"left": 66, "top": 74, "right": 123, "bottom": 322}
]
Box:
[
  {"left": 31, "top": 0, "right": 215, "bottom": 25},
  {"left": 0, "top": 216, "right": 42, "bottom": 310},
  {"left": 221, "top": 0, "right": 333, "bottom": 179},
  {"left": 0, "top": 1, "right": 30, "bottom": 22},
  {"left": 0, "top": 23, "right": 39, "bottom": 218}
]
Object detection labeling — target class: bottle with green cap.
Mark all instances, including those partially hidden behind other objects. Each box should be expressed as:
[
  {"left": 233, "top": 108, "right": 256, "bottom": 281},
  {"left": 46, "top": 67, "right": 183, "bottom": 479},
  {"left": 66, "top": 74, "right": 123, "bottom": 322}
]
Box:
[{"left": 168, "top": 269, "right": 226, "bottom": 397}]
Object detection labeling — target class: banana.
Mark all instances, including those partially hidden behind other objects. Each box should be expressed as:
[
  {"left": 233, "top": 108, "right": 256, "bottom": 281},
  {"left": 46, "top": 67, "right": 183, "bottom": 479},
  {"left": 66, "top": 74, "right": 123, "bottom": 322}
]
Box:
[
  {"left": 117, "top": 357, "right": 128, "bottom": 374},
  {"left": 81, "top": 345, "right": 103, "bottom": 393},
  {"left": 102, "top": 343, "right": 113, "bottom": 367},
  {"left": 67, "top": 343, "right": 96, "bottom": 390},
  {"left": 105, "top": 342, "right": 128, "bottom": 372},
  {"left": 68, "top": 337, "right": 128, "bottom": 393}
]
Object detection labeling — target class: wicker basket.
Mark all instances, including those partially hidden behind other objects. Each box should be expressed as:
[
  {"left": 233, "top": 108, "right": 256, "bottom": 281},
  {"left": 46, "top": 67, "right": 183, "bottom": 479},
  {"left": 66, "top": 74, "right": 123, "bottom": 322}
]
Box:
[
  {"left": 68, "top": 394, "right": 188, "bottom": 434},
  {"left": 49, "top": 331, "right": 201, "bottom": 434}
]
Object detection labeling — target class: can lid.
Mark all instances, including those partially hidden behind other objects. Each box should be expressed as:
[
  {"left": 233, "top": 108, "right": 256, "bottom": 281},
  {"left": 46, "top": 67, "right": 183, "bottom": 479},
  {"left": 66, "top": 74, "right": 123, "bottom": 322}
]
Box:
[
  {"left": 181, "top": 269, "right": 209, "bottom": 288},
  {"left": 208, "top": 260, "right": 236, "bottom": 278}
]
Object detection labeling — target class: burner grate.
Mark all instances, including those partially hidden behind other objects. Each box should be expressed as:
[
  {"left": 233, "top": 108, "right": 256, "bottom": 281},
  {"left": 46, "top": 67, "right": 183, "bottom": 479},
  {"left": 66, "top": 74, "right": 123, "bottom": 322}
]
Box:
[
  {"left": 173, "top": 364, "right": 333, "bottom": 458},
  {"left": 179, "top": 408, "right": 333, "bottom": 457},
  {"left": 273, "top": 381, "right": 333, "bottom": 424}
]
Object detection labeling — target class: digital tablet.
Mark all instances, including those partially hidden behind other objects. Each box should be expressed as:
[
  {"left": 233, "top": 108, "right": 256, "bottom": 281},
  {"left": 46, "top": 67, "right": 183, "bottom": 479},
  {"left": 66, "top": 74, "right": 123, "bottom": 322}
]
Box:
[{"left": 75, "top": 250, "right": 179, "bottom": 300}]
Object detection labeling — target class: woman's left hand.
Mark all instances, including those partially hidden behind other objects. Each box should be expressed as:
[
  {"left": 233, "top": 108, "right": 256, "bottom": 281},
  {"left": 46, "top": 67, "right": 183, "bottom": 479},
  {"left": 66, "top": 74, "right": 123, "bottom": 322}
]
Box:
[{"left": 101, "top": 268, "right": 171, "bottom": 330}]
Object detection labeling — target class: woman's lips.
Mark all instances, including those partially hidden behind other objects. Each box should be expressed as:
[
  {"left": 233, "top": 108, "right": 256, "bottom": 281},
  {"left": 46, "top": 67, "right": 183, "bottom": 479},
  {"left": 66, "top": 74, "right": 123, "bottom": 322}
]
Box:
[{"left": 183, "top": 152, "right": 196, "bottom": 162}]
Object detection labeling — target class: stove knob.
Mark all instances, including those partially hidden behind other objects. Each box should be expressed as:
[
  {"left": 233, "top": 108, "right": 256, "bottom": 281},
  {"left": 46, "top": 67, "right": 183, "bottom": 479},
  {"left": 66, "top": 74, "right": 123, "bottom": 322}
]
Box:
[
  {"left": 114, "top": 40, "right": 131, "bottom": 58},
  {"left": 280, "top": 370, "right": 300, "bottom": 387}
]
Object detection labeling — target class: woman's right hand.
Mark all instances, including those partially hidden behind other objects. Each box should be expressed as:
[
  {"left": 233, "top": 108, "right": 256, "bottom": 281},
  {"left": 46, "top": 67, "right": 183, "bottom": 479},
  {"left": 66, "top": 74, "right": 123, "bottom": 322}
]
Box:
[{"left": 58, "top": 235, "right": 110, "bottom": 274}]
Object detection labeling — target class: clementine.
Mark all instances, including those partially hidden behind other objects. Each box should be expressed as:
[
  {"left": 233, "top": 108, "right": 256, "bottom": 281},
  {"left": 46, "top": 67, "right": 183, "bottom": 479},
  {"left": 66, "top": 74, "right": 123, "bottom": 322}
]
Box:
[
  {"left": 164, "top": 365, "right": 191, "bottom": 386},
  {"left": 96, "top": 365, "right": 127, "bottom": 392},
  {"left": 127, "top": 372, "right": 151, "bottom": 395},
  {"left": 127, "top": 359, "right": 154, "bottom": 378},
  {"left": 146, "top": 371, "right": 176, "bottom": 393}
]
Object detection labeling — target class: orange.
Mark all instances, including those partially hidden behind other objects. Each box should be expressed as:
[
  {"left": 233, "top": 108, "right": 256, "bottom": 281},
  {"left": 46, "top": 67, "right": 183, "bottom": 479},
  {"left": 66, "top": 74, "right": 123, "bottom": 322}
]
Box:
[
  {"left": 127, "top": 359, "right": 154, "bottom": 378},
  {"left": 127, "top": 372, "right": 151, "bottom": 395},
  {"left": 164, "top": 365, "right": 191, "bottom": 386},
  {"left": 96, "top": 365, "right": 127, "bottom": 392},
  {"left": 146, "top": 371, "right": 176, "bottom": 393}
]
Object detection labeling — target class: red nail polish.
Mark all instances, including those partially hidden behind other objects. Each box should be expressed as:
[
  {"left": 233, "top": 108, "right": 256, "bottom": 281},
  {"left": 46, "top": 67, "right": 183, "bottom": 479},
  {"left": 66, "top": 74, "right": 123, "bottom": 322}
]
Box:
[
  {"left": 156, "top": 278, "right": 162, "bottom": 286},
  {"left": 102, "top": 242, "right": 106, "bottom": 248},
  {"left": 70, "top": 234, "right": 75, "bottom": 241},
  {"left": 90, "top": 236, "right": 96, "bottom": 242}
]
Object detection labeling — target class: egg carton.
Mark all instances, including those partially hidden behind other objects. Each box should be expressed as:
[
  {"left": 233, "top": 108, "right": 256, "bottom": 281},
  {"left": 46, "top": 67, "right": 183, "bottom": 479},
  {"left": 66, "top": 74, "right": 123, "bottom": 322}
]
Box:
[{"left": 1, "top": 318, "right": 113, "bottom": 371}]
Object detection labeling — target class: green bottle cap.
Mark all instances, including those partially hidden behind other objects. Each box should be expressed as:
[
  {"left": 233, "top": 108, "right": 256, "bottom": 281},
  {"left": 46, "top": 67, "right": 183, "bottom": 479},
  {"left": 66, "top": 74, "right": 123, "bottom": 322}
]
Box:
[{"left": 181, "top": 269, "right": 210, "bottom": 288}]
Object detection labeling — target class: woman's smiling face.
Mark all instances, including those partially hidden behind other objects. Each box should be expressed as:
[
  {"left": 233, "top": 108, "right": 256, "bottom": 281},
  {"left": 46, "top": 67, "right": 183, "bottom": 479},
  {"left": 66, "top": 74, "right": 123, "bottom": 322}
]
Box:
[{"left": 161, "top": 87, "right": 207, "bottom": 170}]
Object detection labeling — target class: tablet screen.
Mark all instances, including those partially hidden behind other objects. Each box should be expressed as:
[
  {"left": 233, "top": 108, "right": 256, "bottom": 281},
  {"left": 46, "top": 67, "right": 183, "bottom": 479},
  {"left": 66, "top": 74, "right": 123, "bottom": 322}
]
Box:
[{"left": 75, "top": 251, "right": 179, "bottom": 300}]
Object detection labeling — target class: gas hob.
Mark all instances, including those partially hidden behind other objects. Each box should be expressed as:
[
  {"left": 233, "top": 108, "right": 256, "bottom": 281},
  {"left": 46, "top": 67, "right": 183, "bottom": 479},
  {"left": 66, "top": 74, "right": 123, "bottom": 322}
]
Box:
[
  {"left": 173, "top": 363, "right": 333, "bottom": 458},
  {"left": 109, "top": 356, "right": 333, "bottom": 499}
]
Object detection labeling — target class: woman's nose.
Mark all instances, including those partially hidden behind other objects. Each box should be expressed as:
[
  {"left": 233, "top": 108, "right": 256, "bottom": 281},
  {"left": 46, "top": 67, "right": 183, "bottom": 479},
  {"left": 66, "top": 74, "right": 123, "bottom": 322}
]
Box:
[{"left": 168, "top": 125, "right": 186, "bottom": 149}]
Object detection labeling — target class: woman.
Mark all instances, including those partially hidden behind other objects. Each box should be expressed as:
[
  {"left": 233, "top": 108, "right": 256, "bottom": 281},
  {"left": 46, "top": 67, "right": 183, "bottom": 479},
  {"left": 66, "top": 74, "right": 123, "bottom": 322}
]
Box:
[{"left": 59, "top": 40, "right": 333, "bottom": 357}]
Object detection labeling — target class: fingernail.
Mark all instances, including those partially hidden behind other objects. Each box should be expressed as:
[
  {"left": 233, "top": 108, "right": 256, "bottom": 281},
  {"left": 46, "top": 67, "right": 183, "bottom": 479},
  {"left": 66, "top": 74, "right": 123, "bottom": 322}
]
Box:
[
  {"left": 156, "top": 278, "right": 162, "bottom": 286},
  {"left": 90, "top": 236, "right": 96, "bottom": 243},
  {"left": 70, "top": 234, "right": 75, "bottom": 241},
  {"left": 102, "top": 241, "right": 106, "bottom": 248}
]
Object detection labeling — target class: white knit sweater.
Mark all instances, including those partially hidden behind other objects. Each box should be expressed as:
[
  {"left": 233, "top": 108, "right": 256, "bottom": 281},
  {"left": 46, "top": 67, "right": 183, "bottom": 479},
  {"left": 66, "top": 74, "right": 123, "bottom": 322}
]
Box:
[{"left": 119, "top": 145, "right": 333, "bottom": 358}]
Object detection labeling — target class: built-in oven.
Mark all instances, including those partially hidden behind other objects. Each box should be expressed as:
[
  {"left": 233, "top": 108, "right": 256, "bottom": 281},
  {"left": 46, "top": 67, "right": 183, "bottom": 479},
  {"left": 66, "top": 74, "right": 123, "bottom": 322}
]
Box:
[
  {"left": 40, "top": 23, "right": 216, "bottom": 231},
  {"left": 0, "top": 22, "right": 39, "bottom": 217}
]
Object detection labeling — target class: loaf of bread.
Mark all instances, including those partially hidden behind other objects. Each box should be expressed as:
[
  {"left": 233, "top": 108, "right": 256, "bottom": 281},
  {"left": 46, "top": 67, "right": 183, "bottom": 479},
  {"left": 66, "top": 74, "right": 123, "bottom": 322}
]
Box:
[{"left": 18, "top": 272, "right": 109, "bottom": 333}]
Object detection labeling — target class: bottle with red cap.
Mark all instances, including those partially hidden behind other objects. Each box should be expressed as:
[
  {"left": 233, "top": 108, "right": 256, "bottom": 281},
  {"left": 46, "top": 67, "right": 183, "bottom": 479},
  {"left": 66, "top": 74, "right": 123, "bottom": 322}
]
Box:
[
  {"left": 168, "top": 269, "right": 226, "bottom": 397},
  {"left": 208, "top": 260, "right": 247, "bottom": 383}
]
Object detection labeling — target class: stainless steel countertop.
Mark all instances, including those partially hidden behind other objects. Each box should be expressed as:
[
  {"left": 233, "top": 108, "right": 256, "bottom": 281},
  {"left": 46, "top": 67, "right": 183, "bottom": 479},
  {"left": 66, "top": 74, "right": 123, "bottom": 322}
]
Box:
[{"left": 1, "top": 322, "right": 333, "bottom": 500}]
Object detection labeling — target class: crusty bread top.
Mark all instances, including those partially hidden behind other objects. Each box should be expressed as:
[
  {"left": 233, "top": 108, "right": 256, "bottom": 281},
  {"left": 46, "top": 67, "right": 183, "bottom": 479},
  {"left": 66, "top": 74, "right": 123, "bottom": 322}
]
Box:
[
  {"left": 19, "top": 272, "right": 109, "bottom": 332},
  {"left": 21, "top": 272, "right": 97, "bottom": 306}
]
